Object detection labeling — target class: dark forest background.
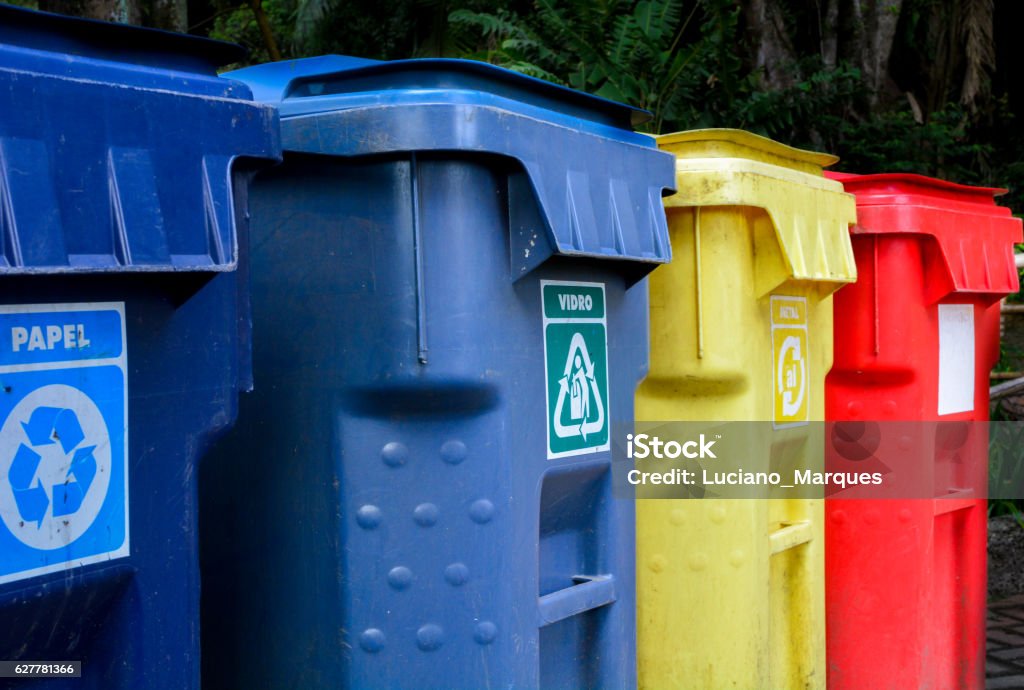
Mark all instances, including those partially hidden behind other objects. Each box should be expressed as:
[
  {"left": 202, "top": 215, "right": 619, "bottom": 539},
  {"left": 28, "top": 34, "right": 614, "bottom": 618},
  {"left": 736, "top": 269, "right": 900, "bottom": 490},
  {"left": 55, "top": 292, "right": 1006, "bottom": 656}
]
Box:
[{"left": 11, "top": 0, "right": 1024, "bottom": 211}]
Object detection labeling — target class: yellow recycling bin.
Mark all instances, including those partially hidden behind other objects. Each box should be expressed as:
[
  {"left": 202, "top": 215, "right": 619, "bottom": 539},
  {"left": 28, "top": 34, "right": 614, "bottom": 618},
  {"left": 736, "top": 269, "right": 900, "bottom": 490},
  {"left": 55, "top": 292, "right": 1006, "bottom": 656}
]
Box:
[{"left": 636, "top": 129, "right": 857, "bottom": 689}]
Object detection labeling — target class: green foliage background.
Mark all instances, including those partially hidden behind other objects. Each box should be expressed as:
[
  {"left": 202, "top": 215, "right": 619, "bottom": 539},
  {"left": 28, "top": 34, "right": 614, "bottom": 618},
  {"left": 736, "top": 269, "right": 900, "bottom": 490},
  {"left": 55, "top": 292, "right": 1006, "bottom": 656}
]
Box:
[
  {"left": 7, "top": 0, "right": 1020, "bottom": 208},
  {"left": 186, "top": 0, "right": 1024, "bottom": 214}
]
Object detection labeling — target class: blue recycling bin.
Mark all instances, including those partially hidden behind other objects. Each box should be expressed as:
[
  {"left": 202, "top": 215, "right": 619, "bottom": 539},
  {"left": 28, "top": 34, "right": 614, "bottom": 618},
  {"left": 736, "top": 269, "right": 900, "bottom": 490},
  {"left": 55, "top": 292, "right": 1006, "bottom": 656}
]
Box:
[
  {"left": 0, "top": 7, "right": 278, "bottom": 689},
  {"left": 200, "top": 56, "right": 674, "bottom": 690}
]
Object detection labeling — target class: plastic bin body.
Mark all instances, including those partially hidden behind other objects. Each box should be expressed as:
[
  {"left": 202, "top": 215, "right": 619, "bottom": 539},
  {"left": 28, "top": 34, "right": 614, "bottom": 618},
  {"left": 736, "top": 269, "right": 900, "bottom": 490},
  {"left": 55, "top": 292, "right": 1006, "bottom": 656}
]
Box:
[
  {"left": 636, "top": 130, "right": 856, "bottom": 690},
  {"left": 0, "top": 7, "right": 277, "bottom": 689},
  {"left": 825, "top": 173, "right": 1022, "bottom": 690},
  {"left": 200, "top": 56, "right": 675, "bottom": 690}
]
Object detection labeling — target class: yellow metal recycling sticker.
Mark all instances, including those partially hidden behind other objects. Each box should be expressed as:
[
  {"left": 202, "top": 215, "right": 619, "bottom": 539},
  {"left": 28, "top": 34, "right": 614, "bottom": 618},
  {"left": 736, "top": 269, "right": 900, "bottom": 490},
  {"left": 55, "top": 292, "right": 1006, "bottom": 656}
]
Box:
[{"left": 771, "top": 295, "right": 809, "bottom": 427}]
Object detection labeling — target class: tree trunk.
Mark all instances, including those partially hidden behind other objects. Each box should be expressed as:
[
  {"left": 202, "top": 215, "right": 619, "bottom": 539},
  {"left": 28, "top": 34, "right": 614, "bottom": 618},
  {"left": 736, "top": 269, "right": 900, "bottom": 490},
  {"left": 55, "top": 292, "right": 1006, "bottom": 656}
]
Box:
[
  {"left": 250, "top": 0, "right": 283, "bottom": 61},
  {"left": 37, "top": 0, "right": 187, "bottom": 31},
  {"left": 144, "top": 0, "right": 187, "bottom": 32},
  {"left": 959, "top": 0, "right": 994, "bottom": 110},
  {"left": 820, "top": 0, "right": 840, "bottom": 68},
  {"left": 840, "top": 0, "right": 904, "bottom": 108},
  {"left": 38, "top": 0, "right": 141, "bottom": 24},
  {"left": 889, "top": 0, "right": 996, "bottom": 120},
  {"left": 743, "top": 0, "right": 799, "bottom": 90},
  {"left": 742, "top": 0, "right": 903, "bottom": 106}
]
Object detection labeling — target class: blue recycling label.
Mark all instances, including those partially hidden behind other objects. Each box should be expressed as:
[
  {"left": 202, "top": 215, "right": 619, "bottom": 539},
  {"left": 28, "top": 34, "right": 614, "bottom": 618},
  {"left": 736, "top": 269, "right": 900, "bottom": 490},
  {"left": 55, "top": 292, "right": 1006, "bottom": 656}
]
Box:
[{"left": 0, "top": 303, "right": 128, "bottom": 585}]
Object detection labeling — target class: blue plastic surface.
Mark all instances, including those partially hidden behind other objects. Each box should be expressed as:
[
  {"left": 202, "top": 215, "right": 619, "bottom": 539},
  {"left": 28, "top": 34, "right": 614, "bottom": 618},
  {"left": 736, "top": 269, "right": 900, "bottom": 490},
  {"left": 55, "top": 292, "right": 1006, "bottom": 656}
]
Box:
[
  {"left": 227, "top": 57, "right": 672, "bottom": 278},
  {"left": 201, "top": 56, "right": 674, "bottom": 689},
  {"left": 0, "top": 5, "right": 278, "bottom": 272},
  {"left": 0, "top": 7, "right": 278, "bottom": 689}
]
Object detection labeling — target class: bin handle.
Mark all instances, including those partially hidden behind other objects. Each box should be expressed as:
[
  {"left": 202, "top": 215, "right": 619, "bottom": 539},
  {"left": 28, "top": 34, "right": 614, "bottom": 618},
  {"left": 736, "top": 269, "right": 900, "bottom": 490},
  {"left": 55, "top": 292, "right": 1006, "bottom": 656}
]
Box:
[
  {"left": 768, "top": 520, "right": 814, "bottom": 555},
  {"left": 537, "top": 574, "right": 616, "bottom": 627},
  {"left": 933, "top": 488, "right": 977, "bottom": 516}
]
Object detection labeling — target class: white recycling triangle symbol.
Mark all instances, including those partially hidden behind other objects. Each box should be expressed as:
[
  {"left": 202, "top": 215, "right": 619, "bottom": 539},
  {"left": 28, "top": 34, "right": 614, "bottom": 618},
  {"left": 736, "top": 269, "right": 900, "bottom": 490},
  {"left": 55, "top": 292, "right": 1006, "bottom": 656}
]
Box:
[{"left": 552, "top": 332, "right": 605, "bottom": 440}]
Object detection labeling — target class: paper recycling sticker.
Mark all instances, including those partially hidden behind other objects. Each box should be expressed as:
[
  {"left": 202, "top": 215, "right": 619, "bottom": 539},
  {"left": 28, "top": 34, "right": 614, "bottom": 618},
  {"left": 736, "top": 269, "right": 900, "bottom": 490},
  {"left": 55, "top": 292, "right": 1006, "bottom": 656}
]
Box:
[
  {"left": 771, "top": 295, "right": 810, "bottom": 428},
  {"left": 543, "top": 281, "right": 610, "bottom": 459},
  {"left": 0, "top": 303, "right": 128, "bottom": 585}
]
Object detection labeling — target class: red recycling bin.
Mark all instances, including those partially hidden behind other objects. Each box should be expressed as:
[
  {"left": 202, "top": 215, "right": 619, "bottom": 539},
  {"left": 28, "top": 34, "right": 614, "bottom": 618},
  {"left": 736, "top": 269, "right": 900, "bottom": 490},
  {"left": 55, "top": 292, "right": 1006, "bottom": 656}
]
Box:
[{"left": 825, "top": 172, "right": 1022, "bottom": 689}]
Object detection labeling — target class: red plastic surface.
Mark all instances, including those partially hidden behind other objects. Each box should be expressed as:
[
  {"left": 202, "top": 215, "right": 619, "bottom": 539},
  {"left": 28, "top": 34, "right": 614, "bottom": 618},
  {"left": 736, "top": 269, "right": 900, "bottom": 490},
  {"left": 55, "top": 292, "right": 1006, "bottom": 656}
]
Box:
[{"left": 825, "top": 172, "right": 1022, "bottom": 689}]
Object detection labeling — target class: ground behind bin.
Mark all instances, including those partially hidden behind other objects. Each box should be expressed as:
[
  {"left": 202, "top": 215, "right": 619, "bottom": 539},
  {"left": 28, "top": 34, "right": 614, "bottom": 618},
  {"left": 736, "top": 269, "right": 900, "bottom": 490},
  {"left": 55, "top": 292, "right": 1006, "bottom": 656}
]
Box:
[{"left": 988, "top": 516, "right": 1024, "bottom": 688}]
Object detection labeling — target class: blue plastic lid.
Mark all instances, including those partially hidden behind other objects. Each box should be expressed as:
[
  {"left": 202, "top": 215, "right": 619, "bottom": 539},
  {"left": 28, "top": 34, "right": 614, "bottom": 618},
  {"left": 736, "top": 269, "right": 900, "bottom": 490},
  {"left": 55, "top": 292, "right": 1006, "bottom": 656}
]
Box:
[
  {"left": 228, "top": 56, "right": 651, "bottom": 130},
  {"left": 229, "top": 55, "right": 674, "bottom": 276},
  {"left": 0, "top": 4, "right": 245, "bottom": 75},
  {"left": 0, "top": 7, "right": 279, "bottom": 273}
]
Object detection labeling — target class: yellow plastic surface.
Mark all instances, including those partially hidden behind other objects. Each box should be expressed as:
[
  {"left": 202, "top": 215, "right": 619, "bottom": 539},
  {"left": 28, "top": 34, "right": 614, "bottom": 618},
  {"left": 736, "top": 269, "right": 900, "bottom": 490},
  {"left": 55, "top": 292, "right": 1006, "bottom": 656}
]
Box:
[{"left": 637, "top": 129, "right": 856, "bottom": 690}]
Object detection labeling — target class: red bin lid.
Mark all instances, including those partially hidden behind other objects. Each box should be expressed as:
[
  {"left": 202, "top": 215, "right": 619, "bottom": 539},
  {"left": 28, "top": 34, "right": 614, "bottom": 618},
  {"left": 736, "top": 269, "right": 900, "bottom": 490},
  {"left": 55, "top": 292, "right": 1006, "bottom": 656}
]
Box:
[{"left": 825, "top": 171, "right": 1022, "bottom": 296}]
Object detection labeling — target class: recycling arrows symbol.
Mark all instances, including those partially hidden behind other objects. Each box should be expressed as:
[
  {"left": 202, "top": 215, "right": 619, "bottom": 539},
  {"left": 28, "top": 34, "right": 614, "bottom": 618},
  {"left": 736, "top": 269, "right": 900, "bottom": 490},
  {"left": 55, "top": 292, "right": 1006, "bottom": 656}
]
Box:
[
  {"left": 0, "top": 317, "right": 125, "bottom": 575},
  {"left": 552, "top": 332, "right": 605, "bottom": 441},
  {"left": 777, "top": 335, "right": 806, "bottom": 418},
  {"left": 7, "top": 406, "right": 97, "bottom": 528}
]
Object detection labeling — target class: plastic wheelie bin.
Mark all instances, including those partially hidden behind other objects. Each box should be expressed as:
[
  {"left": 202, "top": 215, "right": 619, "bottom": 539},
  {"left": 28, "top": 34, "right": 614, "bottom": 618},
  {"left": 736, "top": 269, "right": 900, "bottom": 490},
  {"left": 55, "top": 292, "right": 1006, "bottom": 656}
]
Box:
[
  {"left": 199, "top": 56, "right": 675, "bottom": 690},
  {"left": 0, "top": 6, "right": 278, "bottom": 689},
  {"left": 825, "top": 172, "right": 1022, "bottom": 690},
  {"left": 636, "top": 129, "right": 856, "bottom": 689}
]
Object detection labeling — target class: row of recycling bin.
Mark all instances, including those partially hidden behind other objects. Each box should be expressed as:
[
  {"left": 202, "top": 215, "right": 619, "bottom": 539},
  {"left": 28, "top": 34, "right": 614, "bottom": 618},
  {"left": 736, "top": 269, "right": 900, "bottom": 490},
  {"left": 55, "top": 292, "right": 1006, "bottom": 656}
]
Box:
[{"left": 0, "top": 5, "right": 1019, "bottom": 689}]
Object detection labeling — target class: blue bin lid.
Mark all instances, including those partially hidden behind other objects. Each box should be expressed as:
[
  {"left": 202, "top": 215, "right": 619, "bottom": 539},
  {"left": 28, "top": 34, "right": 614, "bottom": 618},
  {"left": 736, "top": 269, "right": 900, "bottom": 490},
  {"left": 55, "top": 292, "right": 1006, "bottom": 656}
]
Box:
[
  {"left": 0, "top": 4, "right": 248, "bottom": 94},
  {"left": 0, "top": 6, "right": 280, "bottom": 273},
  {"left": 229, "top": 55, "right": 651, "bottom": 130},
  {"left": 228, "top": 56, "right": 675, "bottom": 276}
]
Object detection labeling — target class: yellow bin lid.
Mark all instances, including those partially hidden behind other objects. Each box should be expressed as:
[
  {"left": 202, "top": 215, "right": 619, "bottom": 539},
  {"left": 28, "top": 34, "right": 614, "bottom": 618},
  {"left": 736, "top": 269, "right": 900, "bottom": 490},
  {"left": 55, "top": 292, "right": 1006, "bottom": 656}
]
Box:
[{"left": 657, "top": 128, "right": 857, "bottom": 287}]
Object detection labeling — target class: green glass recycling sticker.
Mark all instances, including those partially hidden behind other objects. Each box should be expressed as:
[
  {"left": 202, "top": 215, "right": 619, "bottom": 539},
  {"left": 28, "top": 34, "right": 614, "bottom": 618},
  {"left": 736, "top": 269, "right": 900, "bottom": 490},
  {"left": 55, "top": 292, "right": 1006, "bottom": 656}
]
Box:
[{"left": 542, "top": 280, "right": 610, "bottom": 459}]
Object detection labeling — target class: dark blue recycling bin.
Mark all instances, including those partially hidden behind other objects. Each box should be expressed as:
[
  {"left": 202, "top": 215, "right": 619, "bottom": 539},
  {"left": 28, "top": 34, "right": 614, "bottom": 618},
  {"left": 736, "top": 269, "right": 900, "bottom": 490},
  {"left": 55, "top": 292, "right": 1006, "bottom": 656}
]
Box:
[
  {"left": 0, "top": 7, "right": 277, "bottom": 689},
  {"left": 200, "top": 56, "right": 674, "bottom": 690}
]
